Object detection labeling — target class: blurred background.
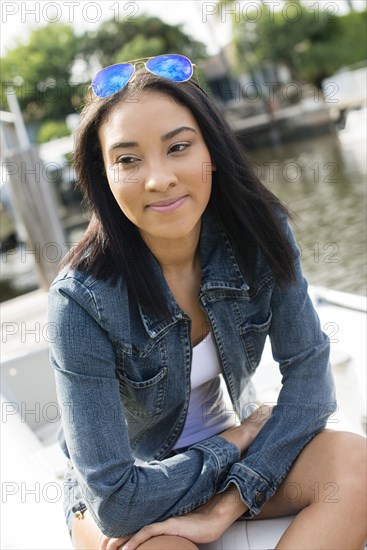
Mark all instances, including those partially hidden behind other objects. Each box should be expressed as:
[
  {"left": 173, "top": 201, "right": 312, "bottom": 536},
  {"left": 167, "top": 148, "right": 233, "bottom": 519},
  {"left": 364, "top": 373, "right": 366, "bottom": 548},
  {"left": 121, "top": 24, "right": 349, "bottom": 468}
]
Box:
[
  {"left": 1, "top": 0, "right": 366, "bottom": 299},
  {"left": 0, "top": 2, "right": 366, "bottom": 548}
]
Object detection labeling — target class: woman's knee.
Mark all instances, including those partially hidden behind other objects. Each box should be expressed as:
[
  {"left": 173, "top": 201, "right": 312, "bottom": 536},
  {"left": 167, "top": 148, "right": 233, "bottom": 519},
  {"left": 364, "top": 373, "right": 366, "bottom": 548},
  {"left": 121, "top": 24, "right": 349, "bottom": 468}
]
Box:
[
  {"left": 305, "top": 430, "right": 366, "bottom": 505},
  {"left": 272, "top": 430, "right": 366, "bottom": 510},
  {"left": 320, "top": 431, "right": 366, "bottom": 476},
  {"left": 297, "top": 429, "right": 365, "bottom": 468},
  {"left": 334, "top": 432, "right": 366, "bottom": 498},
  {"left": 137, "top": 535, "right": 199, "bottom": 549}
]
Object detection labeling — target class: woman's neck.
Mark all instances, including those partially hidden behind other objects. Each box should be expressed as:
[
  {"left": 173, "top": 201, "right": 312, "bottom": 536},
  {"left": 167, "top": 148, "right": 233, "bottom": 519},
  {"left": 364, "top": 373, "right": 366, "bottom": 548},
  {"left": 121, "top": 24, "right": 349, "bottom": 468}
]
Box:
[{"left": 141, "top": 223, "right": 201, "bottom": 278}]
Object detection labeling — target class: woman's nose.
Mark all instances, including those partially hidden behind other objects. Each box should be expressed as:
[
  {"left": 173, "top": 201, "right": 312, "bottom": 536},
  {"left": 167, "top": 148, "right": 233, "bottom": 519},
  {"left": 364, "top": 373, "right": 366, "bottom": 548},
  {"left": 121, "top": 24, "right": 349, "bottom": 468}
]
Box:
[{"left": 145, "top": 162, "right": 178, "bottom": 192}]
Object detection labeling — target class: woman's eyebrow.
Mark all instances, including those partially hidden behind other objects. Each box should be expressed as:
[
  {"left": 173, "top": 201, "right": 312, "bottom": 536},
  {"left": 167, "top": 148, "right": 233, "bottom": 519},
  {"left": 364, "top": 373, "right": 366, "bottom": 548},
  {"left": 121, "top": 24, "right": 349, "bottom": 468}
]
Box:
[
  {"left": 108, "top": 126, "right": 197, "bottom": 152},
  {"left": 161, "top": 126, "right": 197, "bottom": 142},
  {"left": 109, "top": 140, "right": 138, "bottom": 151}
]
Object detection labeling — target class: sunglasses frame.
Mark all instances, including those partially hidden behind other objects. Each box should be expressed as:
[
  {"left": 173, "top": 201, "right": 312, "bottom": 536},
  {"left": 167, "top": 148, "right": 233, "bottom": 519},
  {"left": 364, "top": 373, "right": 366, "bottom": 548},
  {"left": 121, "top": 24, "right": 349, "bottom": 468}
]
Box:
[{"left": 91, "top": 54, "right": 198, "bottom": 99}]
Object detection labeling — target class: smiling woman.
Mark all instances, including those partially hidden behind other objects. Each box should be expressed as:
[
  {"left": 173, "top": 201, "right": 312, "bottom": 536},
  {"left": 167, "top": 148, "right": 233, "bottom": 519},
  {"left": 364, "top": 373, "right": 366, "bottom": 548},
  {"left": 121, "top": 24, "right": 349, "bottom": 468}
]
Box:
[
  {"left": 98, "top": 98, "right": 214, "bottom": 247},
  {"left": 48, "top": 59, "right": 366, "bottom": 550}
]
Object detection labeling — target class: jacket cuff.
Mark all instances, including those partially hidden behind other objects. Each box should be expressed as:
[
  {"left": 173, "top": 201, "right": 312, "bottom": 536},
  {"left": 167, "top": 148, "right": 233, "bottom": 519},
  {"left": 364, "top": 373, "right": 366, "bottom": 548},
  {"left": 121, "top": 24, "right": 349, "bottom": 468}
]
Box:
[
  {"left": 189, "top": 435, "right": 241, "bottom": 482},
  {"left": 217, "top": 462, "right": 274, "bottom": 517}
]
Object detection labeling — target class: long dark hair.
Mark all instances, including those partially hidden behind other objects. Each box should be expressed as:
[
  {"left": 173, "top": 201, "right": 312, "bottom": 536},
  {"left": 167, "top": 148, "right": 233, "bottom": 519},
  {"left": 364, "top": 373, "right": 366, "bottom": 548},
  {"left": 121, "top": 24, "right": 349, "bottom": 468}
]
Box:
[{"left": 64, "top": 72, "right": 296, "bottom": 315}]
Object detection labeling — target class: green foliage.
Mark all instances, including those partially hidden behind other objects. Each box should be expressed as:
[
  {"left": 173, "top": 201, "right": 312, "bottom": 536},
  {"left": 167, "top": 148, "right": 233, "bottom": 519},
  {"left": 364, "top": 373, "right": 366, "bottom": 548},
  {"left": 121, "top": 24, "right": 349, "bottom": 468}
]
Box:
[
  {"left": 37, "top": 120, "right": 71, "bottom": 144},
  {"left": 220, "top": 0, "right": 366, "bottom": 87},
  {"left": 299, "top": 10, "right": 367, "bottom": 85},
  {"left": 79, "top": 15, "right": 207, "bottom": 69},
  {"left": 1, "top": 15, "right": 207, "bottom": 130},
  {"left": 1, "top": 23, "right": 79, "bottom": 121}
]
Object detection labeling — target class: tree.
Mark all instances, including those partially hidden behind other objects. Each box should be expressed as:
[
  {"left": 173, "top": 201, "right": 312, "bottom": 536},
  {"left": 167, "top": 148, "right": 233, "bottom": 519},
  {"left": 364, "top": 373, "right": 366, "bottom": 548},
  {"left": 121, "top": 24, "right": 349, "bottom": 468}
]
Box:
[
  {"left": 78, "top": 15, "right": 207, "bottom": 71},
  {"left": 1, "top": 16, "right": 207, "bottom": 132},
  {"left": 299, "top": 9, "right": 367, "bottom": 86},
  {"left": 217, "top": 0, "right": 366, "bottom": 87},
  {"left": 1, "top": 24, "right": 79, "bottom": 122},
  {"left": 37, "top": 120, "right": 70, "bottom": 143}
]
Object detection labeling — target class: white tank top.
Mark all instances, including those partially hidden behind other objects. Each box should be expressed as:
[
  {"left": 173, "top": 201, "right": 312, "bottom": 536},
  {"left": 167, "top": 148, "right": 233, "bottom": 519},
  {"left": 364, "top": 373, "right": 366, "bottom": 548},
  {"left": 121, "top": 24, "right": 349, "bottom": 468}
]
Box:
[{"left": 173, "top": 332, "right": 240, "bottom": 449}]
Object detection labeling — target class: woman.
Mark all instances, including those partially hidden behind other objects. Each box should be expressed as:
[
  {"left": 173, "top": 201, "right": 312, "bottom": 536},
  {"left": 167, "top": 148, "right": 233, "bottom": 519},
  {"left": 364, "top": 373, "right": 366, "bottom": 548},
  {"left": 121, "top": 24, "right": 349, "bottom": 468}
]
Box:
[{"left": 48, "top": 55, "right": 366, "bottom": 549}]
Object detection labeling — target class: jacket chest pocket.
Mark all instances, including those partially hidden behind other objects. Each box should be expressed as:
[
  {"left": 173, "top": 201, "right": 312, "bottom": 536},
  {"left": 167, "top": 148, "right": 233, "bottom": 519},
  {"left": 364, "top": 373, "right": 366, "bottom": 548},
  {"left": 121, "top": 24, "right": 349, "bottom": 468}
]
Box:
[
  {"left": 239, "top": 312, "right": 272, "bottom": 372},
  {"left": 116, "top": 341, "right": 168, "bottom": 418}
]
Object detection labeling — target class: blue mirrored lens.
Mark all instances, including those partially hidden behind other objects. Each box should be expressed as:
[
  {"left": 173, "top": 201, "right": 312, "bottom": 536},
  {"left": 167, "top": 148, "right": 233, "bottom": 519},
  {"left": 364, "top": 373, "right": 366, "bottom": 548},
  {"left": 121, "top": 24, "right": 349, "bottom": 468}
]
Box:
[
  {"left": 146, "top": 54, "right": 193, "bottom": 82},
  {"left": 92, "top": 64, "right": 135, "bottom": 98}
]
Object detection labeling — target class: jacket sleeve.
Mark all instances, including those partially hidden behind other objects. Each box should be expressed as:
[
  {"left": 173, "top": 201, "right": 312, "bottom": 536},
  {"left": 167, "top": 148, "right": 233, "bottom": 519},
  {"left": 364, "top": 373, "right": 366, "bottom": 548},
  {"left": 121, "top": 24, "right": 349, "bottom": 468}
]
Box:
[
  {"left": 218, "top": 216, "right": 337, "bottom": 517},
  {"left": 48, "top": 278, "right": 240, "bottom": 537}
]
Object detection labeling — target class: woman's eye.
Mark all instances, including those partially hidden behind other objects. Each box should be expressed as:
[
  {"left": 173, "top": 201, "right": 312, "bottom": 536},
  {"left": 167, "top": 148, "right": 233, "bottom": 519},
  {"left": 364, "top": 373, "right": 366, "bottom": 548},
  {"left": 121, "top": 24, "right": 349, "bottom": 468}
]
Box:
[
  {"left": 169, "top": 143, "right": 189, "bottom": 154},
  {"left": 116, "top": 156, "right": 139, "bottom": 166}
]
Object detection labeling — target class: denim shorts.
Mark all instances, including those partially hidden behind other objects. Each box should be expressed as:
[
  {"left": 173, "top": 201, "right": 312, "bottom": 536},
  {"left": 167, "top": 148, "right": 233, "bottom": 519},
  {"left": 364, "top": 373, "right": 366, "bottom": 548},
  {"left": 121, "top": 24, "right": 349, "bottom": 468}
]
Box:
[{"left": 63, "top": 460, "right": 86, "bottom": 537}]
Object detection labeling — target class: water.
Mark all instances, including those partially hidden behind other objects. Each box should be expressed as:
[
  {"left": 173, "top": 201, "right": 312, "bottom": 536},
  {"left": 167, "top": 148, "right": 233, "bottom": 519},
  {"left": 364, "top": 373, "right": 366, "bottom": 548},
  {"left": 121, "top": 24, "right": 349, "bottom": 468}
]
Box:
[
  {"left": 1, "top": 120, "right": 366, "bottom": 301},
  {"left": 248, "top": 126, "right": 366, "bottom": 296}
]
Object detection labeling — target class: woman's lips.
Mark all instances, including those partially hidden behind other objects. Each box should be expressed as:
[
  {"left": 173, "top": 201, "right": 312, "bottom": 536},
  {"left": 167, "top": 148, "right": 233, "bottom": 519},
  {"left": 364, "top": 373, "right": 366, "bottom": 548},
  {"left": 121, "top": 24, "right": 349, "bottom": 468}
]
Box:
[{"left": 148, "top": 195, "right": 188, "bottom": 213}]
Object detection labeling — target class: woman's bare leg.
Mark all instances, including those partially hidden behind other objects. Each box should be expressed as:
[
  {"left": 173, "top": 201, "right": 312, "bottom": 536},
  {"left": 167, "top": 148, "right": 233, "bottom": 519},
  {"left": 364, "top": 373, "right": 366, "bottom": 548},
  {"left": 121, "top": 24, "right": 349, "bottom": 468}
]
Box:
[
  {"left": 137, "top": 536, "right": 198, "bottom": 549},
  {"left": 253, "top": 430, "right": 366, "bottom": 549},
  {"left": 71, "top": 430, "right": 366, "bottom": 549},
  {"left": 71, "top": 511, "right": 198, "bottom": 550},
  {"left": 71, "top": 511, "right": 101, "bottom": 549}
]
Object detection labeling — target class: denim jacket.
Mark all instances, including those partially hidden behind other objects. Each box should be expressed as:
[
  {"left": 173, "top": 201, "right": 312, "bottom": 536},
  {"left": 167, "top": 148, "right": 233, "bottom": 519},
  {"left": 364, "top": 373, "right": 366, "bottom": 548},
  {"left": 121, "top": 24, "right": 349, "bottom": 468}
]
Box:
[{"left": 48, "top": 208, "right": 336, "bottom": 537}]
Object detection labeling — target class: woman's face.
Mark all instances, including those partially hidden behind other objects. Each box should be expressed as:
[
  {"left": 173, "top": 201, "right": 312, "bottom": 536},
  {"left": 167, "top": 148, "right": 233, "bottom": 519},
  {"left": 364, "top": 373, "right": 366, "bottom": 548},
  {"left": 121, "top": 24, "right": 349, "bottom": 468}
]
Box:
[{"left": 98, "top": 91, "right": 215, "bottom": 245}]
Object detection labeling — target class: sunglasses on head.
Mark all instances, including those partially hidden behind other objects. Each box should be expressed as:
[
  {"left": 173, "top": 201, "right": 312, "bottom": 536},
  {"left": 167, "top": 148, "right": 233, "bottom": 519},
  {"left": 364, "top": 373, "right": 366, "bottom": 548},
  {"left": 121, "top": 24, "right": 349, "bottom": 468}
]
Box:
[{"left": 91, "top": 53, "right": 196, "bottom": 99}]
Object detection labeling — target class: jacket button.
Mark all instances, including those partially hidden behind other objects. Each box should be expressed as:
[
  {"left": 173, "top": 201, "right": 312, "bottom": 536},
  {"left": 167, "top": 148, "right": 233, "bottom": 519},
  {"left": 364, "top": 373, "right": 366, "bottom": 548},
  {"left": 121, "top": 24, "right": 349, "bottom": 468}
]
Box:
[{"left": 255, "top": 491, "right": 265, "bottom": 504}]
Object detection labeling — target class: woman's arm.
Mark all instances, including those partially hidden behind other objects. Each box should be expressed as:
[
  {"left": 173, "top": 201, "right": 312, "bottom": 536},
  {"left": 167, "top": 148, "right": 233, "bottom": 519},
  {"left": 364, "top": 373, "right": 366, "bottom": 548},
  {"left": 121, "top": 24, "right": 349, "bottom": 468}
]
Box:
[
  {"left": 49, "top": 276, "right": 247, "bottom": 538},
  {"left": 99, "top": 407, "right": 273, "bottom": 550},
  {"left": 217, "top": 216, "right": 337, "bottom": 517},
  {"left": 100, "top": 485, "right": 247, "bottom": 550},
  {"left": 219, "top": 403, "right": 273, "bottom": 456}
]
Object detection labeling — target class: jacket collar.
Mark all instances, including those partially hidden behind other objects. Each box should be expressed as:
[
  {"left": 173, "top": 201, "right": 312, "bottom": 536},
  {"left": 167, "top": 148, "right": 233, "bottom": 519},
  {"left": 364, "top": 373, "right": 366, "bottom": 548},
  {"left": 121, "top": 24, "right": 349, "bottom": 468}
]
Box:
[
  {"left": 199, "top": 208, "right": 249, "bottom": 293},
  {"left": 138, "top": 207, "right": 249, "bottom": 338}
]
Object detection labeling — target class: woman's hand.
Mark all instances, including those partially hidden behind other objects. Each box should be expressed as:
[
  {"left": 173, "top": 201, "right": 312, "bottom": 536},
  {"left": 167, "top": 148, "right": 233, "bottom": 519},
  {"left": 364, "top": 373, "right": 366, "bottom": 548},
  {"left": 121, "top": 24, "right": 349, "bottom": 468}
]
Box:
[
  {"left": 99, "top": 405, "right": 272, "bottom": 550},
  {"left": 118, "top": 485, "right": 248, "bottom": 550},
  {"left": 99, "top": 533, "right": 130, "bottom": 550},
  {"left": 219, "top": 403, "right": 273, "bottom": 454}
]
